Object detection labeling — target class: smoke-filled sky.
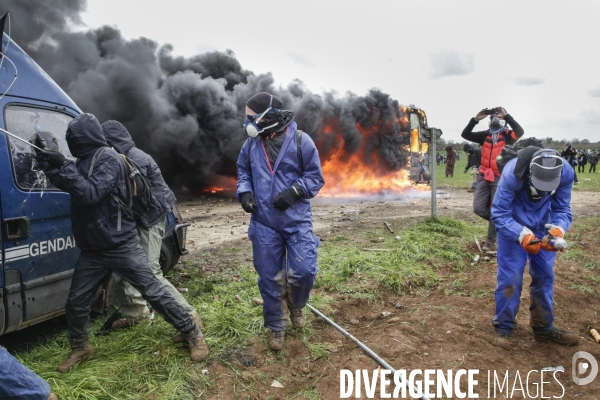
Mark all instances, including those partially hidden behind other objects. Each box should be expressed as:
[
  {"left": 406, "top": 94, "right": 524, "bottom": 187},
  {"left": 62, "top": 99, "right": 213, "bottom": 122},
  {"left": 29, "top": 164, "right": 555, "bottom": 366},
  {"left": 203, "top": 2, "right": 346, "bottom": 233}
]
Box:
[
  {"left": 2, "top": 0, "right": 600, "bottom": 190},
  {"left": 78, "top": 0, "right": 600, "bottom": 143}
]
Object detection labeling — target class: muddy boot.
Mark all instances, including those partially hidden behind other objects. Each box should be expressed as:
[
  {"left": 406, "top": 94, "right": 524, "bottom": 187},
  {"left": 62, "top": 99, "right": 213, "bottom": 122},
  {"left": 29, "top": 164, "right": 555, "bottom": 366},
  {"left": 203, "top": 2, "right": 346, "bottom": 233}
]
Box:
[
  {"left": 491, "top": 330, "right": 512, "bottom": 351},
  {"left": 57, "top": 338, "right": 96, "bottom": 373},
  {"left": 183, "top": 326, "right": 209, "bottom": 362},
  {"left": 173, "top": 311, "right": 204, "bottom": 343},
  {"left": 533, "top": 326, "right": 579, "bottom": 346},
  {"left": 290, "top": 310, "right": 306, "bottom": 328},
  {"left": 48, "top": 394, "right": 59, "bottom": 400},
  {"left": 482, "top": 241, "right": 495, "bottom": 252},
  {"left": 267, "top": 330, "right": 285, "bottom": 351},
  {"left": 111, "top": 318, "right": 139, "bottom": 330}
]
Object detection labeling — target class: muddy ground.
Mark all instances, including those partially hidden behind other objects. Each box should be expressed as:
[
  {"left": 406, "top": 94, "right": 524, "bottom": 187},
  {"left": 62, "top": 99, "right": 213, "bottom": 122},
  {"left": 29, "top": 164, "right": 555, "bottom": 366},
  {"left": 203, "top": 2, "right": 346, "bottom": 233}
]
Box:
[{"left": 177, "top": 189, "right": 600, "bottom": 399}]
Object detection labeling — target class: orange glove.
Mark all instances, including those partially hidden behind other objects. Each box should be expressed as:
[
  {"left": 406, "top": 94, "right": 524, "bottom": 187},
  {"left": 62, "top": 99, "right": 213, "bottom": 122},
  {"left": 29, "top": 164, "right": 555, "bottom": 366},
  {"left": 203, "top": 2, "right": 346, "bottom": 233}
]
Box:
[
  {"left": 544, "top": 224, "right": 565, "bottom": 238},
  {"left": 542, "top": 224, "right": 566, "bottom": 252},
  {"left": 518, "top": 227, "right": 541, "bottom": 254}
]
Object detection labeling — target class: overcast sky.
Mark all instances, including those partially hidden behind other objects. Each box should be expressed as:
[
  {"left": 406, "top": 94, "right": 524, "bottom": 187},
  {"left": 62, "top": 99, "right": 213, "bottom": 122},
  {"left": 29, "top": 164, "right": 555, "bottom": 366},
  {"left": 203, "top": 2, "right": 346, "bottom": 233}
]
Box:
[{"left": 82, "top": 0, "right": 600, "bottom": 144}]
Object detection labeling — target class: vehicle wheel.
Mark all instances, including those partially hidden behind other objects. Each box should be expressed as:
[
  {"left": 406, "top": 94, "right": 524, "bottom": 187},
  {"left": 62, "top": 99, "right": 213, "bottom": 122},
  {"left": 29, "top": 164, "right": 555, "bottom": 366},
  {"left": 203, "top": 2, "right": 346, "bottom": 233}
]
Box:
[{"left": 160, "top": 242, "right": 180, "bottom": 275}]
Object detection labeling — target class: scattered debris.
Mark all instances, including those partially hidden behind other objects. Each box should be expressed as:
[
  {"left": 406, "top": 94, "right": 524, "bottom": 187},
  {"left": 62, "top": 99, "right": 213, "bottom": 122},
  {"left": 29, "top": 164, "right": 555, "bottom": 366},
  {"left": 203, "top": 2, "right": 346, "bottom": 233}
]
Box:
[
  {"left": 483, "top": 256, "right": 490, "bottom": 261},
  {"left": 473, "top": 255, "right": 480, "bottom": 263},
  {"left": 252, "top": 297, "right": 264, "bottom": 305},
  {"left": 388, "top": 317, "right": 401, "bottom": 322},
  {"left": 474, "top": 236, "right": 482, "bottom": 252},
  {"left": 371, "top": 237, "right": 385, "bottom": 243},
  {"left": 177, "top": 287, "right": 189, "bottom": 293},
  {"left": 234, "top": 294, "right": 243, "bottom": 302},
  {"left": 380, "top": 311, "right": 391, "bottom": 318},
  {"left": 384, "top": 221, "right": 394, "bottom": 234},
  {"left": 395, "top": 302, "right": 403, "bottom": 309},
  {"left": 202, "top": 369, "right": 209, "bottom": 376},
  {"left": 348, "top": 318, "right": 360, "bottom": 325},
  {"left": 212, "top": 295, "right": 219, "bottom": 301},
  {"left": 360, "top": 248, "right": 391, "bottom": 252},
  {"left": 589, "top": 328, "right": 600, "bottom": 343},
  {"left": 395, "top": 235, "right": 401, "bottom": 241},
  {"left": 446, "top": 330, "right": 451, "bottom": 334},
  {"left": 392, "top": 337, "right": 416, "bottom": 350}
]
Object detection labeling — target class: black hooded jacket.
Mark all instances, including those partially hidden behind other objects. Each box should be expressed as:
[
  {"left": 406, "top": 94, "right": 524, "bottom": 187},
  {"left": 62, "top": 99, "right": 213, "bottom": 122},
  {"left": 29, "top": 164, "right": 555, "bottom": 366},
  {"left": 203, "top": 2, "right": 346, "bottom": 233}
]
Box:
[
  {"left": 463, "top": 143, "right": 481, "bottom": 173},
  {"left": 101, "top": 120, "right": 177, "bottom": 228},
  {"left": 43, "top": 114, "right": 137, "bottom": 251}
]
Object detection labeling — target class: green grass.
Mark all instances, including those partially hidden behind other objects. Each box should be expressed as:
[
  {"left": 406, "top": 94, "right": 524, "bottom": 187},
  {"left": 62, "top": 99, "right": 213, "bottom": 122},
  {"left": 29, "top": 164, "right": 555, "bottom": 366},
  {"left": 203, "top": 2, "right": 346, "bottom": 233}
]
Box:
[
  {"left": 434, "top": 155, "right": 475, "bottom": 189},
  {"left": 7, "top": 213, "right": 595, "bottom": 398},
  {"left": 434, "top": 152, "right": 600, "bottom": 192},
  {"left": 316, "top": 217, "right": 487, "bottom": 296}
]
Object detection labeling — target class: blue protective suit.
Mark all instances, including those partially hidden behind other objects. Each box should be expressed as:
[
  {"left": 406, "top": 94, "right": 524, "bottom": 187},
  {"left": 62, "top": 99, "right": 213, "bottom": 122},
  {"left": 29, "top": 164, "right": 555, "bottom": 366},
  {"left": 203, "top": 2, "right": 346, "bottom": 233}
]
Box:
[
  {"left": 491, "top": 158, "right": 574, "bottom": 334},
  {"left": 0, "top": 347, "right": 50, "bottom": 400},
  {"left": 236, "top": 122, "right": 325, "bottom": 331}
]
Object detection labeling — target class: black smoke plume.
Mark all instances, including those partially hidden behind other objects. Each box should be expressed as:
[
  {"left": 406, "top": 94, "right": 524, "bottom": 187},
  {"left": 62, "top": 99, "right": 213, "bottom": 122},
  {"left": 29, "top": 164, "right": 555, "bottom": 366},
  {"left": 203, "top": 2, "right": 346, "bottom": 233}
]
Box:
[{"left": 0, "top": 0, "right": 411, "bottom": 192}]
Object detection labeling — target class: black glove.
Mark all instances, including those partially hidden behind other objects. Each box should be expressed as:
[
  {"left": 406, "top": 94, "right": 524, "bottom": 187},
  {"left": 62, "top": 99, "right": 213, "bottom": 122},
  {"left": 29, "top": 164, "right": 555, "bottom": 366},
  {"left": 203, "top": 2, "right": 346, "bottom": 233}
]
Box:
[
  {"left": 37, "top": 150, "right": 67, "bottom": 169},
  {"left": 32, "top": 132, "right": 48, "bottom": 154},
  {"left": 240, "top": 192, "right": 257, "bottom": 213},
  {"left": 273, "top": 184, "right": 303, "bottom": 211}
]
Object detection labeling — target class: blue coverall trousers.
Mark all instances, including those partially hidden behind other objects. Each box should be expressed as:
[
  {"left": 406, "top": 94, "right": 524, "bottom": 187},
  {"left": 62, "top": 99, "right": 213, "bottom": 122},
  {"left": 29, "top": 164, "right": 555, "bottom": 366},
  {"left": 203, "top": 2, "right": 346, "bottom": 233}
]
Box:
[
  {"left": 493, "top": 235, "right": 557, "bottom": 334},
  {"left": 249, "top": 219, "right": 319, "bottom": 331}
]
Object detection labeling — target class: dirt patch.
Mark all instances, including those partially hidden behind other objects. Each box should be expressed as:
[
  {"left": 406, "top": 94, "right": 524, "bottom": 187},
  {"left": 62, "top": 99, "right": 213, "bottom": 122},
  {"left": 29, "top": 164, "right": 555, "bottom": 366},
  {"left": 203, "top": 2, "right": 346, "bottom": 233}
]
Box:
[{"left": 179, "top": 189, "right": 600, "bottom": 399}]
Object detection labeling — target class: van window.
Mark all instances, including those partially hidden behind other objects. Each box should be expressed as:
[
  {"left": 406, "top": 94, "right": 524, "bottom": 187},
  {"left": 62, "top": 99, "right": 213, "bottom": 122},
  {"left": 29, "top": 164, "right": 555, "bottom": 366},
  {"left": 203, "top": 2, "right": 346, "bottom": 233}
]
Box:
[{"left": 4, "top": 105, "right": 74, "bottom": 190}]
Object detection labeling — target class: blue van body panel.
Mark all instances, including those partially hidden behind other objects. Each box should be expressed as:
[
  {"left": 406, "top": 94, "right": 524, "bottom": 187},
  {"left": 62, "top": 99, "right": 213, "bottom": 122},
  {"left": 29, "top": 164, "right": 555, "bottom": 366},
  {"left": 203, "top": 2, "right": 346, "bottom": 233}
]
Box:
[{"left": 0, "top": 35, "right": 81, "bottom": 113}]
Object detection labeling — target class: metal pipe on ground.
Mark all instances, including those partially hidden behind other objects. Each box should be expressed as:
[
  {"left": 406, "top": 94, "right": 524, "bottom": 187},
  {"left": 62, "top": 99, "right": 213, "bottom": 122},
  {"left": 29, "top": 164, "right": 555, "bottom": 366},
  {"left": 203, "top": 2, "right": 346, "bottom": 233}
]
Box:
[{"left": 306, "top": 303, "right": 431, "bottom": 400}]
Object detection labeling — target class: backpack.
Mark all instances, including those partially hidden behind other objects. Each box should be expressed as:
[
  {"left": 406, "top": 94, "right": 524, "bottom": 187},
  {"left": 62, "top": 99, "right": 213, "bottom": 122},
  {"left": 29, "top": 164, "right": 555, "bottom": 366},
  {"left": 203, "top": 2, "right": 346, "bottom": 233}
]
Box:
[
  {"left": 88, "top": 147, "right": 153, "bottom": 229},
  {"left": 496, "top": 137, "right": 543, "bottom": 173}
]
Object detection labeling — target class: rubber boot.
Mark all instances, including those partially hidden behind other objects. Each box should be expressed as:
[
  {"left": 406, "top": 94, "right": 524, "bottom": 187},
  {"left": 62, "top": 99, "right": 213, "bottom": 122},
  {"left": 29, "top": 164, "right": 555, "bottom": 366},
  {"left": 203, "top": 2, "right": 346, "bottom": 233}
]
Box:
[
  {"left": 183, "top": 326, "right": 209, "bottom": 362},
  {"left": 173, "top": 311, "right": 204, "bottom": 343},
  {"left": 267, "top": 329, "right": 285, "bottom": 351},
  {"left": 57, "top": 338, "right": 96, "bottom": 373},
  {"left": 290, "top": 310, "right": 306, "bottom": 328}
]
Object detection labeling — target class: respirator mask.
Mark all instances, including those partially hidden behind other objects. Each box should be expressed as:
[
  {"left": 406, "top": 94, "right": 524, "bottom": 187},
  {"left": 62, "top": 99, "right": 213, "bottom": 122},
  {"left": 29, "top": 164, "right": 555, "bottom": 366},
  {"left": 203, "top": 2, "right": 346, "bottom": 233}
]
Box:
[
  {"left": 489, "top": 117, "right": 506, "bottom": 129},
  {"left": 243, "top": 95, "right": 281, "bottom": 138},
  {"left": 527, "top": 177, "right": 555, "bottom": 202}
]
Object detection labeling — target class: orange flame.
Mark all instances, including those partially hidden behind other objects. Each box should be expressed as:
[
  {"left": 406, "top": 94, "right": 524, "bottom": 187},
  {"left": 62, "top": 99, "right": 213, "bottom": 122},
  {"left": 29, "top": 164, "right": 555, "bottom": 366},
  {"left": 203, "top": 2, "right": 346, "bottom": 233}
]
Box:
[{"left": 318, "top": 118, "right": 420, "bottom": 197}]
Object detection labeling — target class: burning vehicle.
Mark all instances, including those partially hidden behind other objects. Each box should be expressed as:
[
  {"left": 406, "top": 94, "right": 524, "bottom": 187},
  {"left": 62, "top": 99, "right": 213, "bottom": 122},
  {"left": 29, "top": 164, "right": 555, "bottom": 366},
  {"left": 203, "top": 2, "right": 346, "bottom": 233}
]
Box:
[{"left": 0, "top": 16, "right": 189, "bottom": 336}]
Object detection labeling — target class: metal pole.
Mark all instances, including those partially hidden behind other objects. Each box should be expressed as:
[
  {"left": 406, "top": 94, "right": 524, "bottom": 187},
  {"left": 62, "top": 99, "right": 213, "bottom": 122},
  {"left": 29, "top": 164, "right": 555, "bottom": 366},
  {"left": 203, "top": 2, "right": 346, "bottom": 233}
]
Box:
[
  {"left": 0, "top": 128, "right": 45, "bottom": 152},
  {"left": 430, "top": 129, "right": 437, "bottom": 217},
  {"left": 306, "top": 303, "right": 430, "bottom": 400}
]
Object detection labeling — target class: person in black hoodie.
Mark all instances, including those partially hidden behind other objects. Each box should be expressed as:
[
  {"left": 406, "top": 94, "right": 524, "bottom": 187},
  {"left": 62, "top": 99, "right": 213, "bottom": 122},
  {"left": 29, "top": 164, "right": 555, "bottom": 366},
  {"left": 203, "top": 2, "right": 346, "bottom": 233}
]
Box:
[
  {"left": 101, "top": 120, "right": 203, "bottom": 344},
  {"left": 35, "top": 113, "right": 207, "bottom": 373}
]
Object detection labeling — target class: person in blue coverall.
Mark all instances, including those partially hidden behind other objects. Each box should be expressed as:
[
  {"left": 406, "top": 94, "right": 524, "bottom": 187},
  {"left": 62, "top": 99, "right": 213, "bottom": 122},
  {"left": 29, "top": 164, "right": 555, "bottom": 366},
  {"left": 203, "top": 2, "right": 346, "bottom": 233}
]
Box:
[
  {"left": 491, "top": 147, "right": 578, "bottom": 350},
  {"left": 236, "top": 92, "right": 325, "bottom": 351},
  {"left": 0, "top": 346, "right": 58, "bottom": 400}
]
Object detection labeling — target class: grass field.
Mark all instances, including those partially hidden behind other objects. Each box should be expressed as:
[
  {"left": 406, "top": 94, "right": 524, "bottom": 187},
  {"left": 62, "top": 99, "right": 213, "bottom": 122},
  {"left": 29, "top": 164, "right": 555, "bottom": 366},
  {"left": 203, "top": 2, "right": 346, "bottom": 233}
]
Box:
[{"left": 434, "top": 152, "right": 600, "bottom": 192}]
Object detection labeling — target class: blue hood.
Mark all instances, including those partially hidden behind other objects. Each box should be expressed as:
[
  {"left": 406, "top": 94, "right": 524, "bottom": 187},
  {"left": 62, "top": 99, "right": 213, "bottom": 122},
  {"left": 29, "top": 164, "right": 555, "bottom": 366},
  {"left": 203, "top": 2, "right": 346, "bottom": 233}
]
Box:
[
  {"left": 101, "top": 120, "right": 135, "bottom": 154},
  {"left": 66, "top": 113, "right": 108, "bottom": 159}
]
